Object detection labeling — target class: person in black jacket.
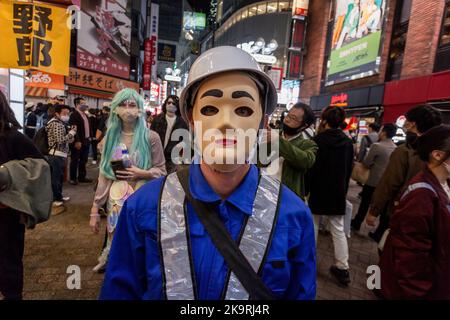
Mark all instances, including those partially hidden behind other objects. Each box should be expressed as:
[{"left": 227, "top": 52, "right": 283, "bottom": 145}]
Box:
[
  {"left": 151, "top": 95, "right": 188, "bottom": 173},
  {"left": 307, "top": 106, "right": 354, "bottom": 287},
  {"left": 0, "top": 91, "right": 47, "bottom": 300},
  {"left": 68, "top": 97, "right": 92, "bottom": 184}
]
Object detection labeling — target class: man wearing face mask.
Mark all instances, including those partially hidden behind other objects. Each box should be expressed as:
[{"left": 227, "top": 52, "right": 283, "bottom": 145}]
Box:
[
  {"left": 46, "top": 105, "right": 77, "bottom": 209},
  {"left": 274, "top": 102, "right": 317, "bottom": 199},
  {"left": 69, "top": 97, "right": 92, "bottom": 185},
  {"left": 100, "top": 46, "right": 316, "bottom": 300},
  {"left": 365, "top": 104, "right": 443, "bottom": 244},
  {"left": 151, "top": 95, "right": 188, "bottom": 173}
]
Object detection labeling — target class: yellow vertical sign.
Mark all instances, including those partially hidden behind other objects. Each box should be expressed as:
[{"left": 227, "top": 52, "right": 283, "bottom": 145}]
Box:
[{"left": 0, "top": 0, "right": 71, "bottom": 75}]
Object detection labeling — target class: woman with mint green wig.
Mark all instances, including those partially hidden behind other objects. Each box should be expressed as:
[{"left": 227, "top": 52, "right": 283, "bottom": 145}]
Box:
[{"left": 89, "top": 88, "right": 166, "bottom": 273}]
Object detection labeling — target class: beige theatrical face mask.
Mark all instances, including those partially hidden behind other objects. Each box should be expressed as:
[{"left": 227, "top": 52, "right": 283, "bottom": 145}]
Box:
[{"left": 191, "top": 71, "right": 263, "bottom": 172}]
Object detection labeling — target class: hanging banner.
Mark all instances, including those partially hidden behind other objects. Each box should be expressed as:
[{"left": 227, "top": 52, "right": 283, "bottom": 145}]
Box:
[
  {"left": 150, "top": 3, "right": 159, "bottom": 81},
  {"left": 326, "top": 0, "right": 386, "bottom": 86},
  {"left": 0, "top": 1, "right": 71, "bottom": 75},
  {"left": 142, "top": 38, "right": 152, "bottom": 90},
  {"left": 26, "top": 70, "right": 65, "bottom": 89},
  {"left": 77, "top": 0, "right": 132, "bottom": 79}
]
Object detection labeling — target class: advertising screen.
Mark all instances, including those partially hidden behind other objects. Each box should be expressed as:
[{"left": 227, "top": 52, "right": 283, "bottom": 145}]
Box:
[
  {"left": 77, "top": 0, "right": 132, "bottom": 79},
  {"left": 326, "top": 0, "right": 386, "bottom": 86},
  {"left": 183, "top": 12, "right": 206, "bottom": 31}
]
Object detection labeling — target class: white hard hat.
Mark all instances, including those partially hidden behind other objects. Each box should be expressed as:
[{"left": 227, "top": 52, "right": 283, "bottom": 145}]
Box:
[{"left": 179, "top": 46, "right": 278, "bottom": 123}]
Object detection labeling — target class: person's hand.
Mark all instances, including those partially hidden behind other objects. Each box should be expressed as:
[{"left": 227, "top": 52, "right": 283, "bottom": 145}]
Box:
[
  {"left": 260, "top": 126, "right": 279, "bottom": 146},
  {"left": 90, "top": 213, "right": 101, "bottom": 234},
  {"left": 69, "top": 129, "right": 77, "bottom": 137},
  {"left": 365, "top": 212, "right": 377, "bottom": 227},
  {"left": 115, "top": 166, "right": 145, "bottom": 180},
  {"left": 75, "top": 142, "right": 82, "bottom": 150}
]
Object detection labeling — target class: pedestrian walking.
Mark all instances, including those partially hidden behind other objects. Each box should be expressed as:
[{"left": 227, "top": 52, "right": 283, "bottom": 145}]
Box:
[
  {"left": 380, "top": 125, "right": 450, "bottom": 299},
  {"left": 351, "top": 123, "right": 397, "bottom": 231},
  {"left": 308, "top": 106, "right": 354, "bottom": 287},
  {"left": 151, "top": 95, "right": 188, "bottom": 173},
  {"left": 89, "top": 88, "right": 166, "bottom": 273},
  {"left": 0, "top": 91, "right": 52, "bottom": 300},
  {"left": 365, "top": 104, "right": 443, "bottom": 243},
  {"left": 356, "top": 122, "right": 380, "bottom": 162},
  {"left": 69, "top": 97, "right": 93, "bottom": 185}
]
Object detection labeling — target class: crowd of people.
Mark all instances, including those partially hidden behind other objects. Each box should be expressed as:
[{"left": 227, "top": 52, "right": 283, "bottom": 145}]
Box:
[{"left": 0, "top": 46, "right": 448, "bottom": 301}]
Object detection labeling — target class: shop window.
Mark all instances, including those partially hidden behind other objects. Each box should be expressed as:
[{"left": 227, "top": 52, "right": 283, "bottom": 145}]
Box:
[
  {"left": 399, "top": 0, "right": 412, "bottom": 24},
  {"left": 435, "top": 4, "right": 450, "bottom": 72},
  {"left": 438, "top": 4, "right": 450, "bottom": 47},
  {"left": 386, "top": 0, "right": 411, "bottom": 81},
  {"left": 267, "top": 2, "right": 278, "bottom": 13},
  {"left": 278, "top": 1, "right": 290, "bottom": 12},
  {"left": 249, "top": 6, "right": 257, "bottom": 17},
  {"left": 257, "top": 3, "right": 267, "bottom": 15}
]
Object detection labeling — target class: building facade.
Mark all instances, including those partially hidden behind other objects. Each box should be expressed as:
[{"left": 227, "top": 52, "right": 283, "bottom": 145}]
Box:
[
  {"left": 209, "top": 0, "right": 302, "bottom": 112},
  {"left": 300, "top": 0, "right": 450, "bottom": 126}
]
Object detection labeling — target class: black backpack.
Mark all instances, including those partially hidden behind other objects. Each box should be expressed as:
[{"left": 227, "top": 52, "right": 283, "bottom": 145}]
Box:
[
  {"left": 33, "top": 119, "right": 56, "bottom": 155},
  {"left": 33, "top": 125, "right": 50, "bottom": 155}
]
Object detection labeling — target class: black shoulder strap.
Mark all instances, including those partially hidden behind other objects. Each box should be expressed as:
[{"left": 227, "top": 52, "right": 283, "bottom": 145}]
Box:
[{"left": 176, "top": 167, "right": 275, "bottom": 300}]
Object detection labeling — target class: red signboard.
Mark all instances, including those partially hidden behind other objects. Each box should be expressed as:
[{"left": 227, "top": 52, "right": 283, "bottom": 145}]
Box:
[
  {"left": 287, "top": 51, "right": 302, "bottom": 79},
  {"left": 291, "top": 20, "right": 306, "bottom": 49},
  {"left": 330, "top": 93, "right": 349, "bottom": 107},
  {"left": 143, "top": 38, "right": 152, "bottom": 90},
  {"left": 150, "top": 36, "right": 158, "bottom": 81}
]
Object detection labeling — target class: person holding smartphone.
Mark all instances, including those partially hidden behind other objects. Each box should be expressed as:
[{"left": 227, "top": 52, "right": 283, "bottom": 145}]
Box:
[{"left": 89, "top": 88, "right": 166, "bottom": 273}]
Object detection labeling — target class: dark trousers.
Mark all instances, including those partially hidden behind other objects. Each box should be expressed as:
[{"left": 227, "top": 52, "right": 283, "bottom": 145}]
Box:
[
  {"left": 91, "top": 139, "right": 98, "bottom": 161},
  {"left": 70, "top": 142, "right": 89, "bottom": 181},
  {"left": 48, "top": 155, "right": 65, "bottom": 201},
  {"left": 0, "top": 209, "right": 25, "bottom": 300},
  {"left": 352, "top": 185, "right": 376, "bottom": 230}
]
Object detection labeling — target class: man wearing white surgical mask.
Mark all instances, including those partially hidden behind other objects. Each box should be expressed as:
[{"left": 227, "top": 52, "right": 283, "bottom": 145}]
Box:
[
  {"left": 46, "top": 105, "right": 77, "bottom": 209},
  {"left": 151, "top": 95, "right": 188, "bottom": 173},
  {"left": 100, "top": 46, "right": 316, "bottom": 300}
]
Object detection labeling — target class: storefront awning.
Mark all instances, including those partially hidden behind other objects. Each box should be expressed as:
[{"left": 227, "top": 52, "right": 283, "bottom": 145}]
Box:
[
  {"left": 25, "top": 87, "right": 48, "bottom": 97},
  {"left": 383, "top": 70, "right": 450, "bottom": 122},
  {"left": 67, "top": 86, "right": 113, "bottom": 100}
]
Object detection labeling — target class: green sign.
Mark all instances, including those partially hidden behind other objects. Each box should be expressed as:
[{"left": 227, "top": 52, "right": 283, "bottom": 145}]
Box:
[
  {"left": 325, "top": 0, "right": 386, "bottom": 85},
  {"left": 328, "top": 31, "right": 381, "bottom": 76},
  {"left": 183, "top": 12, "right": 206, "bottom": 31}
]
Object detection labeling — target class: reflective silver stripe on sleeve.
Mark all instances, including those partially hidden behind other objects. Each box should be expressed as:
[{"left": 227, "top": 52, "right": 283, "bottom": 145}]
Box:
[
  {"left": 225, "top": 174, "right": 280, "bottom": 300},
  {"left": 400, "top": 182, "right": 437, "bottom": 201},
  {"left": 160, "top": 173, "right": 195, "bottom": 300}
]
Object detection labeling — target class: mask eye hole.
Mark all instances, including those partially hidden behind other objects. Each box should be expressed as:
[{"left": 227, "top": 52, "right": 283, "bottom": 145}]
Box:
[
  {"left": 235, "top": 106, "right": 254, "bottom": 117},
  {"left": 200, "top": 105, "right": 219, "bottom": 116}
]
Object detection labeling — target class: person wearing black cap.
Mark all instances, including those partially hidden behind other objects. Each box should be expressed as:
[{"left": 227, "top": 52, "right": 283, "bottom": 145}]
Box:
[{"left": 380, "top": 125, "right": 450, "bottom": 299}]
